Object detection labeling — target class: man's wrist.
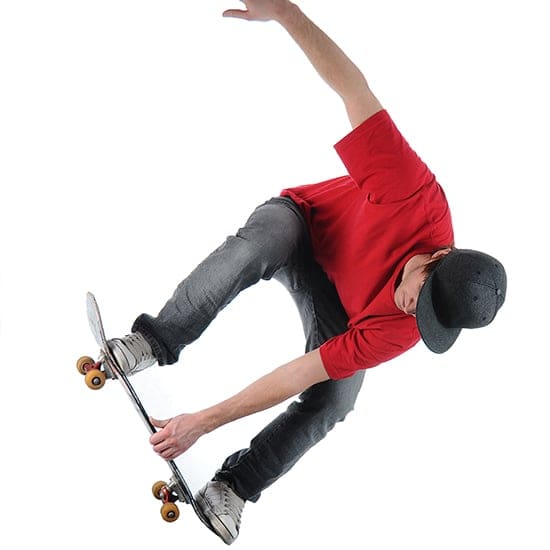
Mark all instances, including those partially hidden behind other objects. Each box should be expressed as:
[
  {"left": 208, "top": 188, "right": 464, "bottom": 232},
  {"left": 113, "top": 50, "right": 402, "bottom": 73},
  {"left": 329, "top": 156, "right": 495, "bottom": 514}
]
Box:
[
  {"left": 274, "top": 1, "right": 300, "bottom": 26},
  {"left": 196, "top": 405, "right": 223, "bottom": 435}
]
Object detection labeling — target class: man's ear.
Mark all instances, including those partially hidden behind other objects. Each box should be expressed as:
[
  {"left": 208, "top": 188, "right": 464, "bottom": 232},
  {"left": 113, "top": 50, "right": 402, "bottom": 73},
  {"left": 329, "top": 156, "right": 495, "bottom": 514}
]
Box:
[{"left": 431, "top": 247, "right": 452, "bottom": 261}]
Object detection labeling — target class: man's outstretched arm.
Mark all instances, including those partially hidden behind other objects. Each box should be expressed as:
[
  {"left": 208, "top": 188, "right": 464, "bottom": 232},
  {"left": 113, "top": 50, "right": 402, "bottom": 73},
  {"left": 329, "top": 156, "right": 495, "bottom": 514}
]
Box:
[
  {"left": 149, "top": 349, "right": 329, "bottom": 459},
  {"left": 224, "top": 0, "right": 383, "bottom": 128}
]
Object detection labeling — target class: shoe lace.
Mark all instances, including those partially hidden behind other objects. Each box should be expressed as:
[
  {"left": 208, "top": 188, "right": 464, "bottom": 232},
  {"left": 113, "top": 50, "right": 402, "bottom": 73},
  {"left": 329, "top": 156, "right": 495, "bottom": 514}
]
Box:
[
  {"left": 122, "top": 333, "right": 153, "bottom": 363},
  {"left": 211, "top": 484, "right": 243, "bottom": 525}
]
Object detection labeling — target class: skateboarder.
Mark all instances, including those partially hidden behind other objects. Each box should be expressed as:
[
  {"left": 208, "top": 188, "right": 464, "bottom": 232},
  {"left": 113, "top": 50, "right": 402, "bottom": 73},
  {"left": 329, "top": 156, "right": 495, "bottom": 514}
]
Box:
[{"left": 103, "top": 1, "right": 506, "bottom": 544}]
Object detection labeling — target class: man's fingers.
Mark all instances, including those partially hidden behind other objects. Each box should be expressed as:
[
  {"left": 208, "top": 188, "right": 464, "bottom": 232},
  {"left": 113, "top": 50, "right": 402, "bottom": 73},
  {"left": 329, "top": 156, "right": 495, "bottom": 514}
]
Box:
[
  {"left": 149, "top": 417, "right": 170, "bottom": 445},
  {"left": 159, "top": 448, "right": 178, "bottom": 461},
  {"left": 152, "top": 439, "right": 172, "bottom": 455},
  {"left": 150, "top": 417, "right": 169, "bottom": 429},
  {"left": 223, "top": 9, "right": 251, "bottom": 20},
  {"left": 154, "top": 438, "right": 184, "bottom": 460},
  {"left": 149, "top": 431, "right": 164, "bottom": 445}
]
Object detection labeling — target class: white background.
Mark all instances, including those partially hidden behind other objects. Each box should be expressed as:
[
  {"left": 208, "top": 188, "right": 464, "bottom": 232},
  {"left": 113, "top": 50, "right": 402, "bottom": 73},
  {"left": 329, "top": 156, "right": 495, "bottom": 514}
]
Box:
[{"left": 1, "top": 1, "right": 548, "bottom": 548}]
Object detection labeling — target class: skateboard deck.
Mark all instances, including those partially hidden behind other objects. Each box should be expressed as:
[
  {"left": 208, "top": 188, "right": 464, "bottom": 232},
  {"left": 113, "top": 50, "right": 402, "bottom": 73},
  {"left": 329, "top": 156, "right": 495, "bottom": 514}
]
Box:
[{"left": 77, "top": 292, "right": 214, "bottom": 530}]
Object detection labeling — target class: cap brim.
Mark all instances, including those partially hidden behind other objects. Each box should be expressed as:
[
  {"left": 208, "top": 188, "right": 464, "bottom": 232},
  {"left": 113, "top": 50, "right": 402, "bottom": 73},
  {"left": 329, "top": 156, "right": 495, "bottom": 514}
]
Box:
[{"left": 416, "top": 270, "right": 461, "bottom": 354}]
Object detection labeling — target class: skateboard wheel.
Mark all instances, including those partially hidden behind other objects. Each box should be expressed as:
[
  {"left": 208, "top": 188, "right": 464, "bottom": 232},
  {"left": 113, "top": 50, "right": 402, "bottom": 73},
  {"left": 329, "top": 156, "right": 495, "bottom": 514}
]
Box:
[
  {"left": 76, "top": 356, "right": 95, "bottom": 375},
  {"left": 161, "top": 502, "right": 180, "bottom": 522},
  {"left": 85, "top": 369, "right": 106, "bottom": 390},
  {"left": 152, "top": 481, "right": 167, "bottom": 500}
]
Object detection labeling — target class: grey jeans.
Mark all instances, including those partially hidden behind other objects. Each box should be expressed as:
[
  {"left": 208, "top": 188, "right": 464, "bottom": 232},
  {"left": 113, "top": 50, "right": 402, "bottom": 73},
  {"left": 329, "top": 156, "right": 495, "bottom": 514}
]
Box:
[{"left": 133, "top": 197, "right": 365, "bottom": 502}]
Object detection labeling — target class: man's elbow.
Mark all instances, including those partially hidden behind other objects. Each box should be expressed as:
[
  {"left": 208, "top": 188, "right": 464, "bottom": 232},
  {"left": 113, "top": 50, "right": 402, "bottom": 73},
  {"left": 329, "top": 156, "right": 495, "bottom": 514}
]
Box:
[{"left": 344, "top": 87, "right": 383, "bottom": 129}]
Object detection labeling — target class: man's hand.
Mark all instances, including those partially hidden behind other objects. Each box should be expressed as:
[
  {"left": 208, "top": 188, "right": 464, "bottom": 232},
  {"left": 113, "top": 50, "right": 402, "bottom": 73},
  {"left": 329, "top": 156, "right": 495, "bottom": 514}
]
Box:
[
  {"left": 222, "top": 1, "right": 382, "bottom": 128},
  {"left": 149, "top": 414, "right": 206, "bottom": 460},
  {"left": 223, "top": 0, "right": 293, "bottom": 22}
]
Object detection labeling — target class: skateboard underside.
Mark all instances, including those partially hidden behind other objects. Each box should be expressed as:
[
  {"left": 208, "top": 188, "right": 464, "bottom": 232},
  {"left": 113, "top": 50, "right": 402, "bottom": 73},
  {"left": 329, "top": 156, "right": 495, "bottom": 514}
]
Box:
[{"left": 77, "top": 292, "right": 213, "bottom": 529}]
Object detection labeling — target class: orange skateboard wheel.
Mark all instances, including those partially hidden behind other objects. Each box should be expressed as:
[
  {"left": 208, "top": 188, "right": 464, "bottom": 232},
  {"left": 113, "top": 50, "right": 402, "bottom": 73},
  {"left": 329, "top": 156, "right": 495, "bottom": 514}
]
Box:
[
  {"left": 76, "top": 355, "right": 95, "bottom": 375},
  {"left": 85, "top": 369, "right": 106, "bottom": 390},
  {"left": 161, "top": 502, "right": 180, "bottom": 522},
  {"left": 152, "top": 481, "right": 167, "bottom": 500}
]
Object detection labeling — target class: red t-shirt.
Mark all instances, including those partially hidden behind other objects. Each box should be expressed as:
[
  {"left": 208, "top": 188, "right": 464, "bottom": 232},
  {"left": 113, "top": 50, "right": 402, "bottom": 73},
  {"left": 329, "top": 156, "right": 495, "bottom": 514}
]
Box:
[{"left": 281, "top": 110, "right": 454, "bottom": 379}]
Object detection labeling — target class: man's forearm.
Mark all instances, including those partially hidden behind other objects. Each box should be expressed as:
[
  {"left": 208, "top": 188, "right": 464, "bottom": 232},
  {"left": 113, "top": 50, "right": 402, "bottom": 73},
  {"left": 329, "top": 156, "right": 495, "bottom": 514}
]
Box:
[
  {"left": 197, "top": 349, "right": 328, "bottom": 434},
  {"left": 276, "top": 4, "right": 368, "bottom": 103},
  {"left": 272, "top": 2, "right": 382, "bottom": 127}
]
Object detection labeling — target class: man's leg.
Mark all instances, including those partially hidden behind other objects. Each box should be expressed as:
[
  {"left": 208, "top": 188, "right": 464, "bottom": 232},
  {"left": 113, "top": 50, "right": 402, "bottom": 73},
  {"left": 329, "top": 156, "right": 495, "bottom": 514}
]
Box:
[
  {"left": 122, "top": 197, "right": 310, "bottom": 368},
  {"left": 212, "top": 259, "right": 365, "bottom": 503},
  {"left": 191, "top": 202, "right": 365, "bottom": 544}
]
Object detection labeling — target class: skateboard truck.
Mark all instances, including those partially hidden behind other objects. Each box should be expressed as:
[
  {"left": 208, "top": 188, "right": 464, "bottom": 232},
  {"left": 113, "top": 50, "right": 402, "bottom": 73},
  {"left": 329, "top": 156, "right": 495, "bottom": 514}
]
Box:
[{"left": 152, "top": 478, "right": 186, "bottom": 522}]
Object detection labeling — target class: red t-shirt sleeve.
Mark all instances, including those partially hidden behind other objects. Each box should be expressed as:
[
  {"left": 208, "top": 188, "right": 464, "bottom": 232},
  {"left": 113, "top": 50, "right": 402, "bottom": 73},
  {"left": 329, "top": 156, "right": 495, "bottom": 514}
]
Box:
[
  {"left": 319, "top": 320, "right": 420, "bottom": 380},
  {"left": 334, "top": 110, "right": 434, "bottom": 203}
]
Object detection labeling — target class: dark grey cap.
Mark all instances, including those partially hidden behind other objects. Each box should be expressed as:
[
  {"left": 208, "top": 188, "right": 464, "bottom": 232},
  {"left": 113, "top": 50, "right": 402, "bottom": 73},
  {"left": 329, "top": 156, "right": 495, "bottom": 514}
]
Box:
[{"left": 416, "top": 249, "right": 507, "bottom": 353}]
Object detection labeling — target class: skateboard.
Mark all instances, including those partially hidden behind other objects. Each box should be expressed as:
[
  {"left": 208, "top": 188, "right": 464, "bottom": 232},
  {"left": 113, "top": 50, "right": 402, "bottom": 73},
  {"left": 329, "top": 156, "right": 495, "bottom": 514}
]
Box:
[{"left": 76, "top": 292, "right": 215, "bottom": 531}]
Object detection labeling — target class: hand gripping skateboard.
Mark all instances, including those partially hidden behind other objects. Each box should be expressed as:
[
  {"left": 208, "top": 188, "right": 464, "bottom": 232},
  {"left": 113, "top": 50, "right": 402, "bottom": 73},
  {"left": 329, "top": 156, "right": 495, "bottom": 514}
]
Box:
[{"left": 76, "top": 292, "right": 215, "bottom": 531}]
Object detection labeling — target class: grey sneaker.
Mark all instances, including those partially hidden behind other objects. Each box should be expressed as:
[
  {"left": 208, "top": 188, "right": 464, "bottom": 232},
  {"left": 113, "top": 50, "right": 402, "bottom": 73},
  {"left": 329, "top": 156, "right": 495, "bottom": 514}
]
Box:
[
  {"left": 106, "top": 332, "right": 156, "bottom": 377},
  {"left": 196, "top": 481, "right": 245, "bottom": 545}
]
